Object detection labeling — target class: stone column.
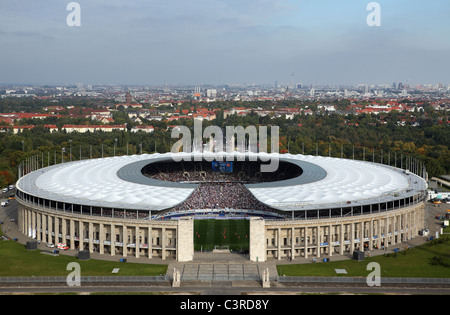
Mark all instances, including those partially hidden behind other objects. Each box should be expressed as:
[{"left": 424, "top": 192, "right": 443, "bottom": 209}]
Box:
[
  {"left": 69, "top": 219, "right": 75, "bottom": 250},
  {"left": 317, "top": 225, "right": 321, "bottom": 258},
  {"left": 122, "top": 225, "right": 127, "bottom": 257},
  {"left": 99, "top": 223, "right": 104, "bottom": 255},
  {"left": 339, "top": 224, "right": 344, "bottom": 255},
  {"left": 350, "top": 222, "right": 354, "bottom": 254},
  {"left": 249, "top": 218, "right": 266, "bottom": 262},
  {"left": 148, "top": 226, "right": 152, "bottom": 259},
  {"left": 36, "top": 212, "right": 41, "bottom": 242},
  {"left": 384, "top": 217, "right": 388, "bottom": 247},
  {"left": 277, "top": 227, "right": 281, "bottom": 260},
  {"left": 79, "top": 221, "right": 84, "bottom": 251},
  {"left": 22, "top": 209, "right": 26, "bottom": 236},
  {"left": 161, "top": 227, "right": 166, "bottom": 260},
  {"left": 110, "top": 224, "right": 115, "bottom": 256},
  {"left": 328, "top": 224, "right": 333, "bottom": 257},
  {"left": 135, "top": 226, "right": 140, "bottom": 258},
  {"left": 177, "top": 218, "right": 194, "bottom": 262},
  {"left": 54, "top": 217, "right": 59, "bottom": 244},
  {"left": 47, "top": 215, "right": 53, "bottom": 244},
  {"left": 31, "top": 210, "right": 36, "bottom": 239},
  {"left": 391, "top": 215, "right": 397, "bottom": 245},
  {"left": 88, "top": 222, "right": 93, "bottom": 253},
  {"left": 304, "top": 227, "right": 309, "bottom": 259},
  {"left": 41, "top": 214, "right": 47, "bottom": 243},
  {"left": 62, "top": 218, "right": 67, "bottom": 245},
  {"left": 291, "top": 227, "right": 295, "bottom": 260}
]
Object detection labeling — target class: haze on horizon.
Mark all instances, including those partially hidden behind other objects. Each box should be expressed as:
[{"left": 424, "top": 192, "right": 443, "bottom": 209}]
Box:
[{"left": 0, "top": 0, "right": 449, "bottom": 86}]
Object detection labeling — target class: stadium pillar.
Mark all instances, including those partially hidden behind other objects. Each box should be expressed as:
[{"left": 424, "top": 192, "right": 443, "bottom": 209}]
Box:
[
  {"left": 135, "top": 226, "right": 140, "bottom": 258},
  {"left": 22, "top": 208, "right": 27, "bottom": 236},
  {"left": 249, "top": 218, "right": 266, "bottom": 262},
  {"left": 41, "top": 213, "right": 47, "bottom": 241},
  {"left": 328, "top": 224, "right": 332, "bottom": 257},
  {"left": 291, "top": 227, "right": 295, "bottom": 260},
  {"left": 47, "top": 216, "right": 53, "bottom": 245},
  {"left": 62, "top": 218, "right": 67, "bottom": 245},
  {"left": 148, "top": 226, "right": 152, "bottom": 259},
  {"left": 41, "top": 214, "right": 47, "bottom": 243},
  {"left": 79, "top": 221, "right": 84, "bottom": 251},
  {"left": 36, "top": 213, "right": 41, "bottom": 242},
  {"left": 110, "top": 224, "right": 116, "bottom": 256},
  {"left": 122, "top": 225, "right": 127, "bottom": 258},
  {"left": 69, "top": 219, "right": 75, "bottom": 250},
  {"left": 99, "top": 223, "right": 104, "bottom": 255},
  {"left": 377, "top": 218, "right": 382, "bottom": 249},
  {"left": 31, "top": 211, "right": 36, "bottom": 240},
  {"left": 349, "top": 222, "right": 354, "bottom": 254},
  {"left": 54, "top": 217, "right": 59, "bottom": 244},
  {"left": 277, "top": 227, "right": 281, "bottom": 260},
  {"left": 177, "top": 218, "right": 194, "bottom": 262},
  {"left": 339, "top": 224, "right": 344, "bottom": 255},
  {"left": 162, "top": 227, "right": 166, "bottom": 260},
  {"left": 88, "top": 222, "right": 93, "bottom": 253},
  {"left": 304, "top": 227, "right": 308, "bottom": 259},
  {"left": 316, "top": 226, "right": 321, "bottom": 258}
]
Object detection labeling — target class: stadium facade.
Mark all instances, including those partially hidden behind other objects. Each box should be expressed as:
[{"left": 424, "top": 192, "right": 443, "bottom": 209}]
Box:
[{"left": 15, "top": 152, "right": 428, "bottom": 262}]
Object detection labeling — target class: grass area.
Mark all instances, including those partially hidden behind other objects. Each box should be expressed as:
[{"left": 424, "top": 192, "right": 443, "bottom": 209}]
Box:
[
  {"left": 0, "top": 226, "right": 167, "bottom": 277},
  {"left": 194, "top": 219, "right": 249, "bottom": 252},
  {"left": 277, "top": 236, "right": 450, "bottom": 278},
  {"left": 2, "top": 221, "right": 450, "bottom": 279}
]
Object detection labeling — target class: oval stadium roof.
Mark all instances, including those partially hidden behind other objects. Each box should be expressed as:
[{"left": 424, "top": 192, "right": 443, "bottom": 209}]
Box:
[{"left": 16, "top": 152, "right": 427, "bottom": 212}]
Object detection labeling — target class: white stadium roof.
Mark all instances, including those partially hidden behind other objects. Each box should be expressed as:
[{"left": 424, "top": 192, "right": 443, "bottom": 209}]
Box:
[{"left": 16, "top": 152, "right": 427, "bottom": 212}]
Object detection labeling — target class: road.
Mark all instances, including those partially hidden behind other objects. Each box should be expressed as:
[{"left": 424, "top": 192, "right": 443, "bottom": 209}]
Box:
[{"left": 0, "top": 282, "right": 449, "bottom": 295}]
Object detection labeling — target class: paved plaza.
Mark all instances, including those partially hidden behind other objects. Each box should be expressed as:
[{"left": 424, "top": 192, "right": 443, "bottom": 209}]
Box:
[{"left": 168, "top": 261, "right": 278, "bottom": 281}]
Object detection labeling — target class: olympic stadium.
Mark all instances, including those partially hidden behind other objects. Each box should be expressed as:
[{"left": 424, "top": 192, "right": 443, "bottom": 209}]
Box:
[{"left": 15, "top": 152, "right": 428, "bottom": 262}]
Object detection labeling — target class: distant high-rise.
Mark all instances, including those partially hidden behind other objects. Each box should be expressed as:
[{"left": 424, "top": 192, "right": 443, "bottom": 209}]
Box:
[
  {"left": 125, "top": 91, "right": 132, "bottom": 104},
  {"left": 193, "top": 86, "right": 201, "bottom": 98},
  {"left": 364, "top": 84, "right": 369, "bottom": 94}
]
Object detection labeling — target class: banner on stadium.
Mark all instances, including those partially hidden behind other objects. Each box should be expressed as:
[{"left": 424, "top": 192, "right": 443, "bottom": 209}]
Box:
[{"left": 212, "top": 161, "right": 233, "bottom": 172}]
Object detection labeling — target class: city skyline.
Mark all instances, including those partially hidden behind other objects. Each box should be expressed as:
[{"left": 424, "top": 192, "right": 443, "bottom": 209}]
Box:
[{"left": 0, "top": 1, "right": 449, "bottom": 86}]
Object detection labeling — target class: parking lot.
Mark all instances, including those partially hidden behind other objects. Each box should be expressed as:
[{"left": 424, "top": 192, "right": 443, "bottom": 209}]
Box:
[{"left": 1, "top": 187, "right": 14, "bottom": 209}]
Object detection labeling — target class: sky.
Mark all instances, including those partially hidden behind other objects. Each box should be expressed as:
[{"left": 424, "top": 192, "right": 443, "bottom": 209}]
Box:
[{"left": 0, "top": 0, "right": 449, "bottom": 86}]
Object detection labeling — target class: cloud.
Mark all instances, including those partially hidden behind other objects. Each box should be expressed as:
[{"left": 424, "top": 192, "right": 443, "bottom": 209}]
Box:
[{"left": 0, "top": 0, "right": 448, "bottom": 85}]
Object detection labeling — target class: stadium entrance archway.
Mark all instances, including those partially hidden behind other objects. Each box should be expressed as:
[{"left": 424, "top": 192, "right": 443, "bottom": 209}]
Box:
[{"left": 193, "top": 219, "right": 250, "bottom": 258}]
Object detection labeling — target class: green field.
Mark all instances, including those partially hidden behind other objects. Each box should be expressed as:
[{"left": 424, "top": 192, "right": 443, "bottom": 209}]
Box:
[
  {"left": 0, "top": 227, "right": 167, "bottom": 277},
  {"left": 278, "top": 236, "right": 450, "bottom": 278},
  {"left": 194, "top": 219, "right": 250, "bottom": 252}
]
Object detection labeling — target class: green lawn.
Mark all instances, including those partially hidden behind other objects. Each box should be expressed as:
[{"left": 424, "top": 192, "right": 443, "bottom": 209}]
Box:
[
  {"left": 2, "top": 223, "right": 450, "bottom": 279},
  {"left": 0, "top": 227, "right": 167, "bottom": 277},
  {"left": 277, "top": 236, "right": 450, "bottom": 278},
  {"left": 194, "top": 219, "right": 249, "bottom": 252}
]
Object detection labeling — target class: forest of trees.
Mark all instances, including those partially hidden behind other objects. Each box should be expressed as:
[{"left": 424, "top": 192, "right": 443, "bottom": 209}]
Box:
[{"left": 0, "top": 98, "right": 448, "bottom": 187}]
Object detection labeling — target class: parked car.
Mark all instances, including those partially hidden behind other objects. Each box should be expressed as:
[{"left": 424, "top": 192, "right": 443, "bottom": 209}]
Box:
[{"left": 46, "top": 243, "right": 55, "bottom": 248}]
